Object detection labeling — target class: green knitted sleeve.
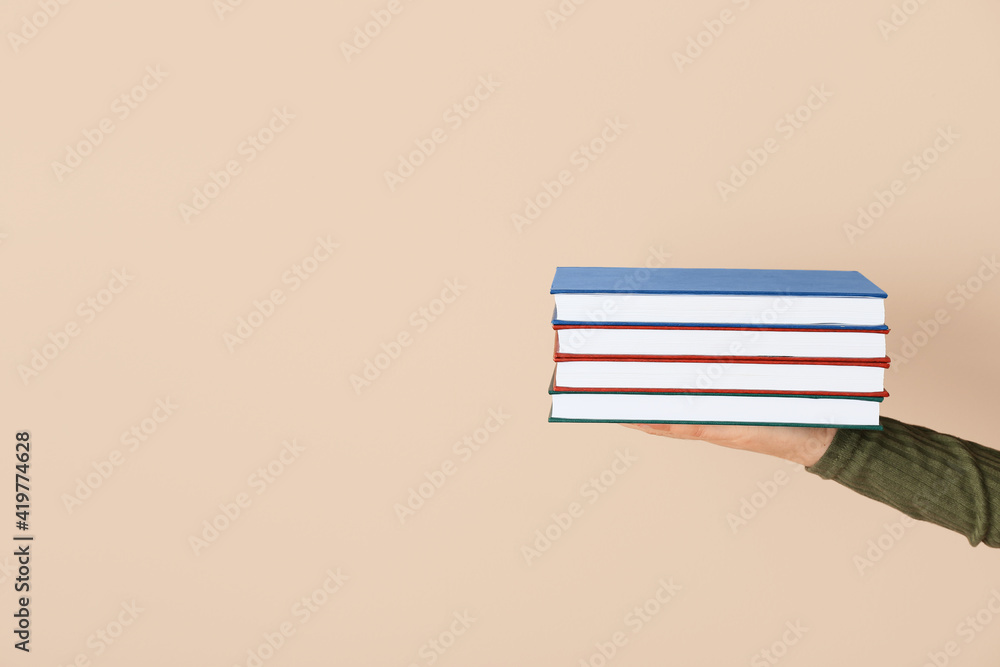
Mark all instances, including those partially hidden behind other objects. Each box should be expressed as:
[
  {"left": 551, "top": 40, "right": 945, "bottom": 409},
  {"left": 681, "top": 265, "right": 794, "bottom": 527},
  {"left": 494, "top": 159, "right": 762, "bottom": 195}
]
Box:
[{"left": 805, "top": 416, "right": 1000, "bottom": 548}]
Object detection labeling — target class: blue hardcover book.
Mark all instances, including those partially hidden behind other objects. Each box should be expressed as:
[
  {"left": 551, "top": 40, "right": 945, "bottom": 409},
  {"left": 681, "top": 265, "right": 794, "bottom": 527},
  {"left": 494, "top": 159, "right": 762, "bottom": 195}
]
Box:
[
  {"left": 550, "top": 267, "right": 888, "bottom": 328},
  {"left": 551, "top": 267, "right": 887, "bottom": 297}
]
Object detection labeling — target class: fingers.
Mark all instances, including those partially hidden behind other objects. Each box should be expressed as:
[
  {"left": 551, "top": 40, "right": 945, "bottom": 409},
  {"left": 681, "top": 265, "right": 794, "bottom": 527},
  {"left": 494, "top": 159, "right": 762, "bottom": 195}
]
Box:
[
  {"left": 620, "top": 422, "right": 699, "bottom": 439},
  {"left": 620, "top": 421, "right": 832, "bottom": 464},
  {"left": 620, "top": 422, "right": 744, "bottom": 444},
  {"left": 620, "top": 423, "right": 664, "bottom": 434}
]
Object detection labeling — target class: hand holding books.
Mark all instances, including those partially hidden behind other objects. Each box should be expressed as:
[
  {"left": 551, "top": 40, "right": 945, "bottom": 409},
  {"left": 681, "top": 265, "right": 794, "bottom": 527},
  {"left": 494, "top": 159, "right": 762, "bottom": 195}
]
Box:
[{"left": 621, "top": 422, "right": 837, "bottom": 466}]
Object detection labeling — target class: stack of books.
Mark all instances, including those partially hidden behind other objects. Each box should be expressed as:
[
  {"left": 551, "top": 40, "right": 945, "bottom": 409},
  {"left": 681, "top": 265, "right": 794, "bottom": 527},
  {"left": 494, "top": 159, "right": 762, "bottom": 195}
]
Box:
[{"left": 547, "top": 267, "right": 890, "bottom": 429}]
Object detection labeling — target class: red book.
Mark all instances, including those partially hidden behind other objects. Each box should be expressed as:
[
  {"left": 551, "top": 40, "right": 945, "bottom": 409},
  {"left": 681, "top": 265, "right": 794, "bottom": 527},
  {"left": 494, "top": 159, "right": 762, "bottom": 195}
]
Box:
[{"left": 551, "top": 335, "right": 890, "bottom": 397}]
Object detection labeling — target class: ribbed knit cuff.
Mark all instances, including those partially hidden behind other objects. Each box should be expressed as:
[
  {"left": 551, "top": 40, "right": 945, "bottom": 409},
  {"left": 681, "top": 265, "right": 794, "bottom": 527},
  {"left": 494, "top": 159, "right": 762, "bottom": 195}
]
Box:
[
  {"left": 804, "top": 424, "right": 865, "bottom": 480},
  {"left": 803, "top": 417, "right": 1000, "bottom": 548}
]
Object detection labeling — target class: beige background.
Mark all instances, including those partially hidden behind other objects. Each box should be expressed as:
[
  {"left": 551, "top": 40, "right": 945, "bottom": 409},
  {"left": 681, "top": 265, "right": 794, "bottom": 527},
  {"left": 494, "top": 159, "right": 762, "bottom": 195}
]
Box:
[{"left": 2, "top": 0, "right": 1000, "bottom": 664}]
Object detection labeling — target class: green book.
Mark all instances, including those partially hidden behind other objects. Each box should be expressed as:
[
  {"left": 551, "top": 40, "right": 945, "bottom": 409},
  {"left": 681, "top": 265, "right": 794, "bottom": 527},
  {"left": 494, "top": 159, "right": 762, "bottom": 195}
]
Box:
[{"left": 548, "top": 375, "right": 883, "bottom": 430}]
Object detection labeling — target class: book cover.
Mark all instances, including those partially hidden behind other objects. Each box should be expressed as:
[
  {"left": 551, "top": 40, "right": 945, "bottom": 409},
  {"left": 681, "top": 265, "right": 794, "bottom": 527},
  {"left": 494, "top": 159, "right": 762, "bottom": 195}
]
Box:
[{"left": 550, "top": 267, "right": 888, "bottom": 297}]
